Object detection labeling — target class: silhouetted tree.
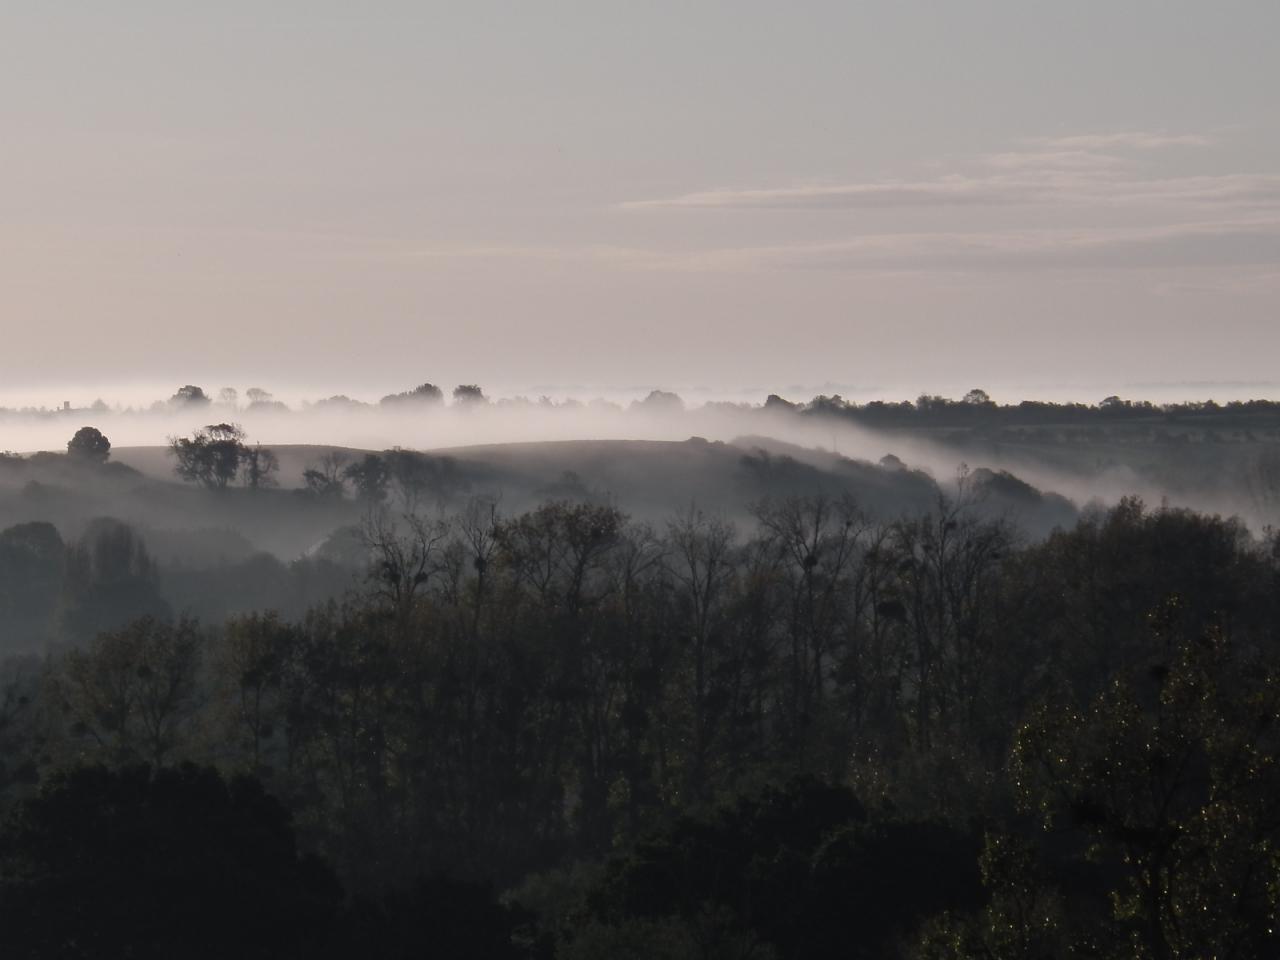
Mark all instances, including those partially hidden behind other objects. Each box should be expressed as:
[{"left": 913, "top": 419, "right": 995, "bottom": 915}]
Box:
[
  {"left": 0, "top": 522, "right": 64, "bottom": 653},
  {"left": 168, "top": 423, "right": 249, "bottom": 489},
  {"left": 302, "top": 451, "right": 350, "bottom": 501},
  {"left": 343, "top": 453, "right": 391, "bottom": 504},
  {"left": 381, "top": 382, "right": 445, "bottom": 406},
  {"left": 169, "top": 384, "right": 211, "bottom": 407},
  {"left": 66, "top": 426, "right": 111, "bottom": 463},
  {"left": 242, "top": 443, "right": 280, "bottom": 490},
  {"left": 453, "top": 384, "right": 487, "bottom": 405},
  {"left": 59, "top": 519, "right": 170, "bottom": 643}
]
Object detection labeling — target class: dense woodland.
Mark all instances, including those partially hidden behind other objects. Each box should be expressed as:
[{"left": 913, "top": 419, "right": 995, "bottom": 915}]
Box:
[{"left": 2, "top": 415, "right": 1280, "bottom": 958}]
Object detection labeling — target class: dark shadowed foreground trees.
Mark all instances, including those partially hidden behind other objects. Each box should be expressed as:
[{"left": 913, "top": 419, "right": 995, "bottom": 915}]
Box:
[
  {"left": 0, "top": 764, "right": 545, "bottom": 960},
  {"left": 570, "top": 777, "right": 981, "bottom": 960},
  {"left": 0, "top": 764, "right": 342, "bottom": 960},
  {"left": 1, "top": 493, "right": 1280, "bottom": 956}
]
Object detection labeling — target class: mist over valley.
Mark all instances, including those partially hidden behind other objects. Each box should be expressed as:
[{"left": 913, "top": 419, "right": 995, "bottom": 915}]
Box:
[{"left": 5, "top": 3, "right": 1280, "bottom": 956}]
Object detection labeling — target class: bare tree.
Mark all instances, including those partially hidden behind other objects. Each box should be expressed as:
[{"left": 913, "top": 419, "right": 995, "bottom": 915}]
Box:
[
  {"left": 302, "top": 451, "right": 350, "bottom": 500},
  {"left": 360, "top": 505, "right": 449, "bottom": 634},
  {"left": 666, "top": 505, "right": 737, "bottom": 799}
]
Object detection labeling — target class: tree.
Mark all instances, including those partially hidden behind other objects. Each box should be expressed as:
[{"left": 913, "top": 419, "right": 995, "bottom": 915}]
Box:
[
  {"left": 361, "top": 506, "right": 448, "bottom": 630},
  {"left": 0, "top": 522, "right": 65, "bottom": 653},
  {"left": 216, "top": 613, "right": 296, "bottom": 772},
  {"left": 961, "top": 388, "right": 992, "bottom": 406},
  {"left": 343, "top": 453, "right": 391, "bottom": 504},
  {"left": 245, "top": 387, "right": 273, "bottom": 404},
  {"left": 302, "top": 451, "right": 350, "bottom": 500},
  {"left": 169, "top": 384, "right": 211, "bottom": 407},
  {"left": 382, "top": 449, "right": 467, "bottom": 511},
  {"left": 380, "top": 382, "right": 444, "bottom": 406},
  {"left": 218, "top": 386, "right": 239, "bottom": 407},
  {"left": 168, "top": 423, "right": 249, "bottom": 489},
  {"left": 59, "top": 519, "right": 170, "bottom": 644},
  {"left": 1012, "top": 609, "right": 1280, "bottom": 958},
  {"left": 66, "top": 426, "right": 111, "bottom": 463},
  {"left": 452, "top": 384, "right": 487, "bottom": 405},
  {"left": 53, "top": 616, "right": 202, "bottom": 767},
  {"left": 242, "top": 443, "right": 280, "bottom": 490},
  {"left": 631, "top": 390, "right": 684, "bottom": 413},
  {"left": 665, "top": 506, "right": 737, "bottom": 800}
]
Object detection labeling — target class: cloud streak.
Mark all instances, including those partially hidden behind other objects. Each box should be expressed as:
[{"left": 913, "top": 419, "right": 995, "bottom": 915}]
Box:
[
  {"left": 618, "top": 177, "right": 1033, "bottom": 211},
  {"left": 405, "top": 218, "right": 1280, "bottom": 275},
  {"left": 620, "top": 171, "right": 1280, "bottom": 213},
  {"left": 1025, "top": 131, "right": 1212, "bottom": 150},
  {"left": 414, "top": 131, "right": 1280, "bottom": 280},
  {"left": 682, "top": 218, "right": 1280, "bottom": 273},
  {"left": 620, "top": 129, "right": 1280, "bottom": 215}
]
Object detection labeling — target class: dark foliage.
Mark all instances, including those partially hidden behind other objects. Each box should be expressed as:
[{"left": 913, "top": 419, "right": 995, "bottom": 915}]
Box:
[
  {"left": 66, "top": 426, "right": 111, "bottom": 463},
  {"left": 0, "top": 764, "right": 343, "bottom": 960},
  {"left": 0, "top": 479, "right": 1279, "bottom": 956}
]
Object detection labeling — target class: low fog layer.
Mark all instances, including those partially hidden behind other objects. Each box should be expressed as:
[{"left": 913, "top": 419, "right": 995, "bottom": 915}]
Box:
[{"left": 4, "top": 386, "right": 1280, "bottom": 547}]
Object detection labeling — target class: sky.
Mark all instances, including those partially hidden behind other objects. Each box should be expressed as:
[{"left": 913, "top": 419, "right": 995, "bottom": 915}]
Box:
[{"left": 2, "top": 1, "right": 1279, "bottom": 408}]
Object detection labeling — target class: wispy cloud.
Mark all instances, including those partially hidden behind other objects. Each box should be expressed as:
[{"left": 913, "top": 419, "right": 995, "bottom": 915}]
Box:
[
  {"left": 1025, "top": 131, "right": 1212, "bottom": 150},
  {"left": 437, "top": 131, "right": 1280, "bottom": 279},
  {"left": 618, "top": 177, "right": 1031, "bottom": 211},
  {"left": 404, "top": 218, "right": 1280, "bottom": 275},
  {"left": 681, "top": 219, "right": 1280, "bottom": 273},
  {"left": 1094, "top": 173, "right": 1280, "bottom": 207},
  {"left": 620, "top": 128, "right": 1278, "bottom": 215},
  {"left": 403, "top": 243, "right": 647, "bottom": 264},
  {"left": 621, "top": 171, "right": 1280, "bottom": 214},
  {"left": 980, "top": 149, "right": 1125, "bottom": 171}
]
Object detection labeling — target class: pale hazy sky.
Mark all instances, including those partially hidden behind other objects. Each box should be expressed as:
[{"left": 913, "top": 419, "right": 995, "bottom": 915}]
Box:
[{"left": 3, "top": 2, "right": 1279, "bottom": 405}]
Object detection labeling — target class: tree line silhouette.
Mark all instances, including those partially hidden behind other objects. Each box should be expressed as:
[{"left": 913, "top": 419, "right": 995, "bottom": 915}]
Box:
[{"left": 8, "top": 381, "right": 1280, "bottom": 434}]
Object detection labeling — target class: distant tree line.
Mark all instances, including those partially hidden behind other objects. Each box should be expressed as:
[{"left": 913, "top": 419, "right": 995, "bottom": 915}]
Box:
[
  {"left": 10, "top": 381, "right": 1280, "bottom": 430},
  {"left": 771, "top": 389, "right": 1280, "bottom": 431}
]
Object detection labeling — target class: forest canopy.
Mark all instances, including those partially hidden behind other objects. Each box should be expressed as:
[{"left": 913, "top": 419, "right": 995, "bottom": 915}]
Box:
[{"left": 1, "top": 475, "right": 1279, "bottom": 957}]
